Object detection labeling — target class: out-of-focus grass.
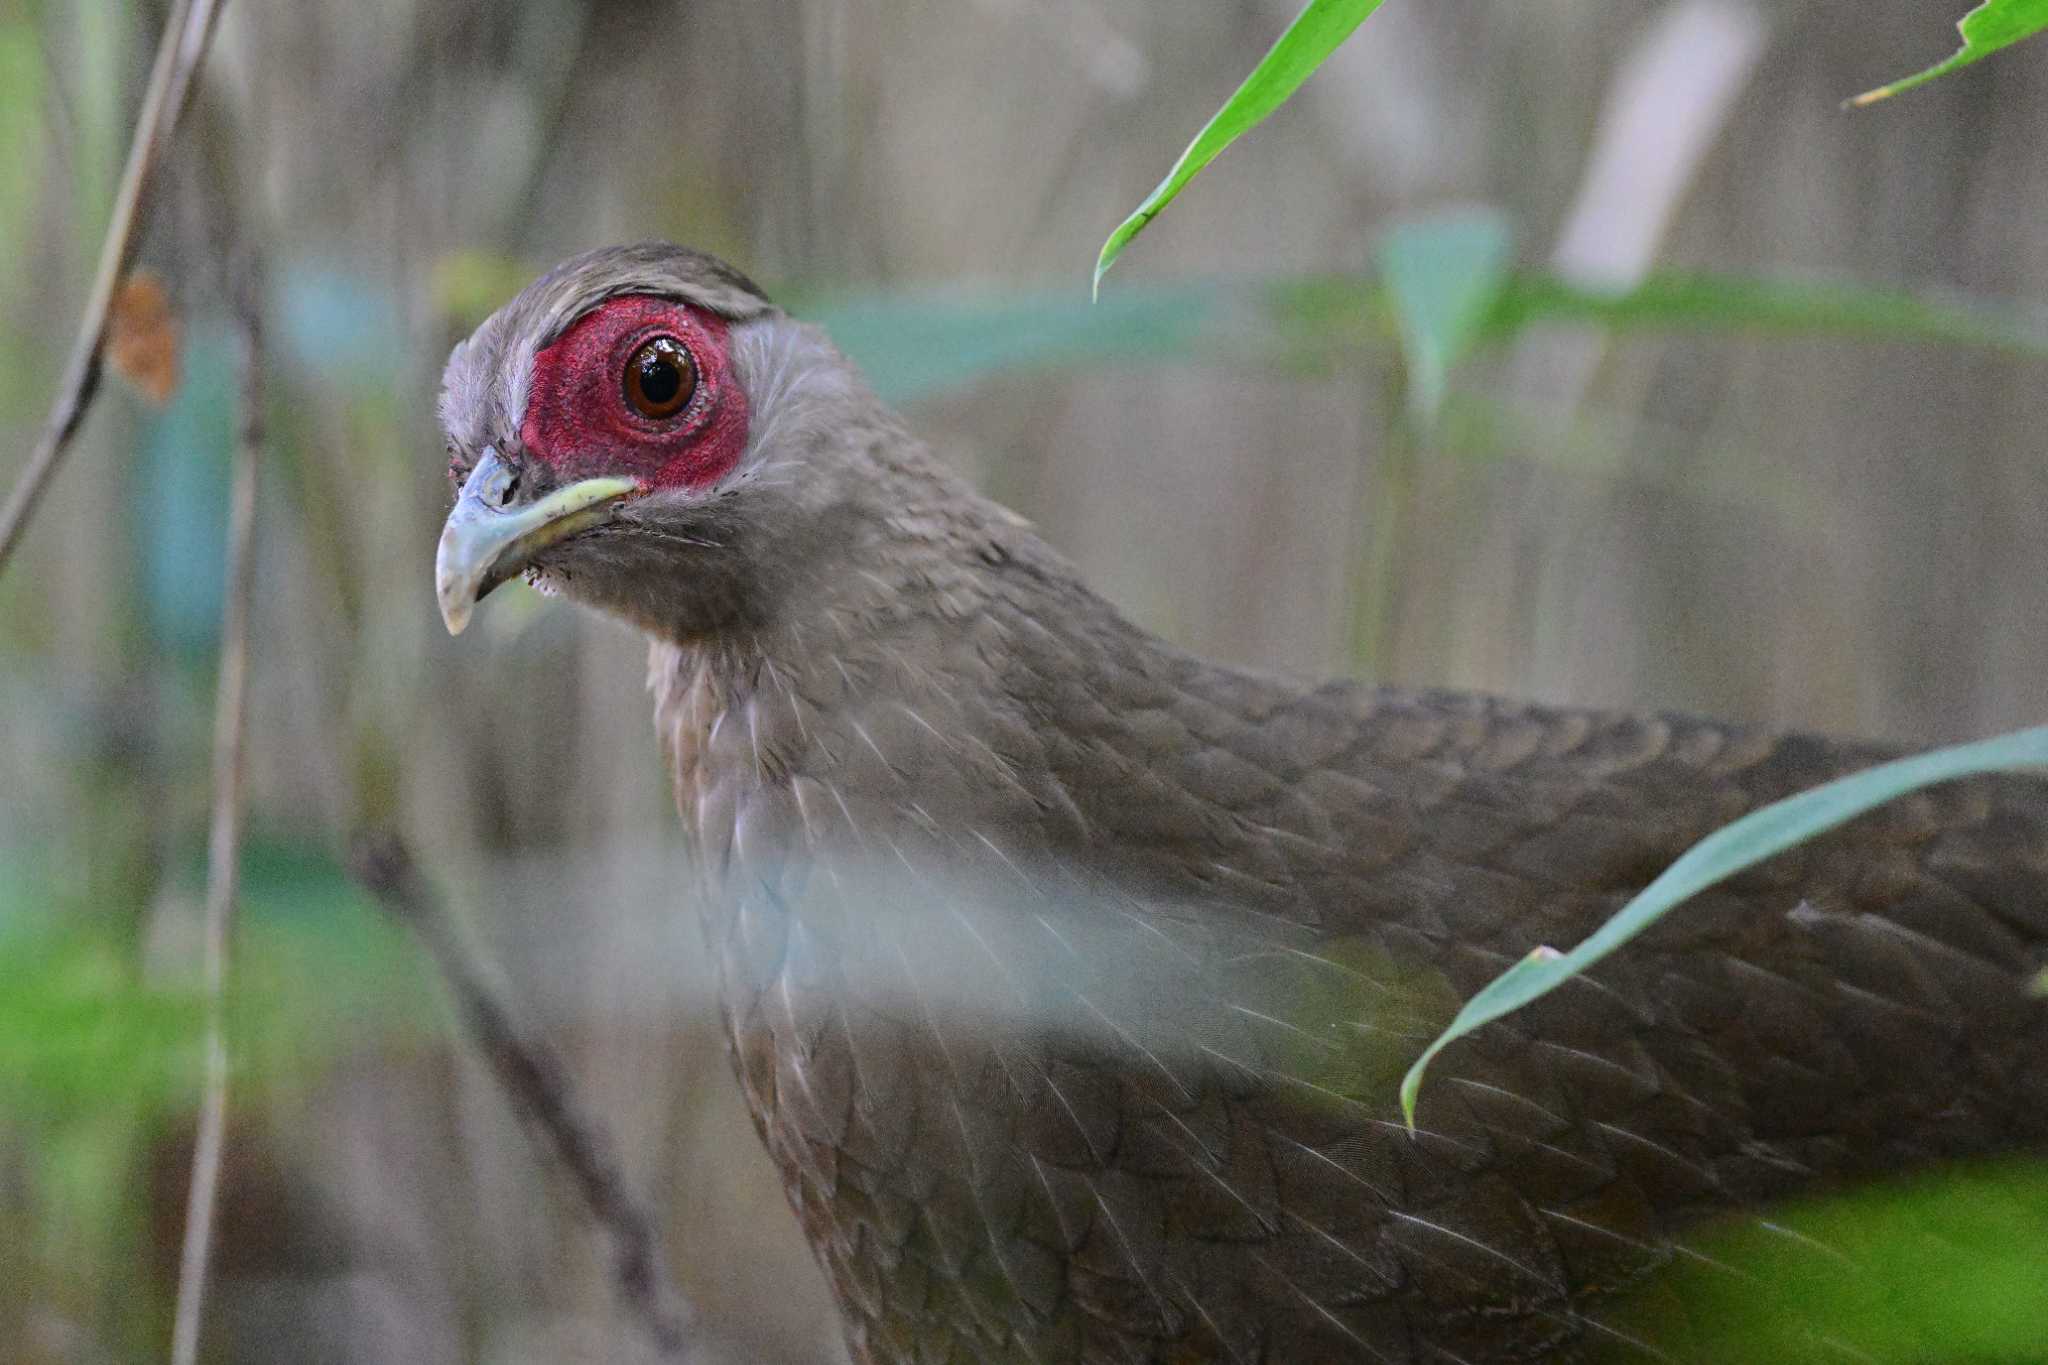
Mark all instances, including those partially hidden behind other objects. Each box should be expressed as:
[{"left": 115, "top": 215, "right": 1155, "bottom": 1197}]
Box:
[{"left": 1609, "top": 1158, "right": 2048, "bottom": 1360}]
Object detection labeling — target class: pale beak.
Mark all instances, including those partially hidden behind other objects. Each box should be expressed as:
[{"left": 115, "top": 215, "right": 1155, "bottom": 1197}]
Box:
[{"left": 435, "top": 446, "right": 637, "bottom": 635}]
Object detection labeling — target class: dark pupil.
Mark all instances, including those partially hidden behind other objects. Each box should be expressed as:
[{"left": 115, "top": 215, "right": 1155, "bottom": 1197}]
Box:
[{"left": 637, "top": 352, "right": 681, "bottom": 406}]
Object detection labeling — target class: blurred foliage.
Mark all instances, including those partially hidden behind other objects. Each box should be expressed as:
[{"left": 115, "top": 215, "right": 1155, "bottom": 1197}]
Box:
[
  {"left": 0, "top": 18, "right": 42, "bottom": 308},
  {"left": 225, "top": 840, "right": 436, "bottom": 1077},
  {"left": 1376, "top": 208, "right": 1515, "bottom": 417},
  {"left": 811, "top": 285, "right": 1219, "bottom": 404},
  {"left": 1854, "top": 0, "right": 2048, "bottom": 105},
  {"left": 0, "top": 840, "right": 429, "bottom": 1123},
  {"left": 1094, "top": 0, "right": 1389, "bottom": 292},
  {"left": 136, "top": 325, "right": 235, "bottom": 660},
  {"left": 0, "top": 913, "right": 203, "bottom": 1117},
  {"left": 1482, "top": 270, "right": 2048, "bottom": 352},
  {"left": 836, "top": 236, "right": 2048, "bottom": 411},
  {"left": 1615, "top": 1159, "right": 2048, "bottom": 1360},
  {"left": 0, "top": 836, "right": 431, "bottom": 1358}
]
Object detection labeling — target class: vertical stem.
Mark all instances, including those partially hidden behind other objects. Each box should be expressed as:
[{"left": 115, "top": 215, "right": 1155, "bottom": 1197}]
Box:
[
  {"left": 1349, "top": 361, "right": 1417, "bottom": 677},
  {"left": 169, "top": 296, "right": 262, "bottom": 1365}
]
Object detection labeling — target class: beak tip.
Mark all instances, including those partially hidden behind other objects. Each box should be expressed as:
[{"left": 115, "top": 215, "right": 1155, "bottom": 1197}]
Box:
[
  {"left": 435, "top": 537, "right": 478, "bottom": 636},
  {"left": 433, "top": 449, "right": 637, "bottom": 640}
]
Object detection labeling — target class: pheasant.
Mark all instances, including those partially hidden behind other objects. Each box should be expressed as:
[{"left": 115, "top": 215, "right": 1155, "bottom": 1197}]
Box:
[{"left": 433, "top": 243, "right": 2048, "bottom": 1363}]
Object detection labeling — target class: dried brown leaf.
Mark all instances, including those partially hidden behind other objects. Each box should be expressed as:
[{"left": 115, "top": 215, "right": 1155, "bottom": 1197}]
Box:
[{"left": 107, "top": 270, "right": 182, "bottom": 406}]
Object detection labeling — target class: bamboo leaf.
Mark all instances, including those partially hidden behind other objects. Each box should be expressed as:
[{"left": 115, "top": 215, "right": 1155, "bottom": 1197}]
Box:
[
  {"left": 1400, "top": 725, "right": 2048, "bottom": 1126},
  {"left": 1851, "top": 0, "right": 2048, "bottom": 106},
  {"left": 1093, "top": 0, "right": 1390, "bottom": 296}
]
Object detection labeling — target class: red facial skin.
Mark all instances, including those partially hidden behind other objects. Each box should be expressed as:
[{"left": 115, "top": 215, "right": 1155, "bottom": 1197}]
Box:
[{"left": 520, "top": 296, "right": 750, "bottom": 493}]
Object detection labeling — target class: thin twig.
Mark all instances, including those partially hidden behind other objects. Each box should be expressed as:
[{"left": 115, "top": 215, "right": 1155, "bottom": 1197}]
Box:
[
  {"left": 0, "top": 0, "right": 229, "bottom": 576},
  {"left": 168, "top": 270, "right": 263, "bottom": 1365},
  {"left": 347, "top": 832, "right": 695, "bottom": 1360}
]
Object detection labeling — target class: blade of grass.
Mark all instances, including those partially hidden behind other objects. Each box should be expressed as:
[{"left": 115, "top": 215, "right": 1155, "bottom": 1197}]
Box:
[
  {"left": 1400, "top": 724, "right": 2048, "bottom": 1127},
  {"left": 1851, "top": 0, "right": 2048, "bottom": 106},
  {"left": 1092, "top": 0, "right": 1389, "bottom": 297}
]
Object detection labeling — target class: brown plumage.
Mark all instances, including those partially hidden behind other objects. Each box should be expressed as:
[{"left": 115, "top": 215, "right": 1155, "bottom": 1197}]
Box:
[{"left": 434, "top": 243, "right": 2048, "bottom": 1363}]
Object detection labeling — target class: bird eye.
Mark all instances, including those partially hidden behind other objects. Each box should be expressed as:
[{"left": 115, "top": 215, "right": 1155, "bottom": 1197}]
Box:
[{"left": 622, "top": 336, "right": 696, "bottom": 420}]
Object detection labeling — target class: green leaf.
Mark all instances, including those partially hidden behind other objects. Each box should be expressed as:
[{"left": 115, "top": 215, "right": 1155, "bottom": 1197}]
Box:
[
  {"left": 1851, "top": 0, "right": 2048, "bottom": 105},
  {"left": 1092, "top": 0, "right": 1390, "bottom": 296},
  {"left": 1483, "top": 270, "right": 2048, "bottom": 355},
  {"left": 1400, "top": 724, "right": 2048, "bottom": 1127},
  {"left": 1377, "top": 209, "right": 1515, "bottom": 417}
]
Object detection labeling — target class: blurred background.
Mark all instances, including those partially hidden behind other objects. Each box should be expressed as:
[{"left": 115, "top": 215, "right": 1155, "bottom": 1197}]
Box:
[{"left": 2, "top": 1, "right": 2046, "bottom": 1361}]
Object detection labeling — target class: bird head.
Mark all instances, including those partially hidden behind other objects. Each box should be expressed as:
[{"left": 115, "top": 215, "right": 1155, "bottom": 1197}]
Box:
[{"left": 434, "top": 242, "right": 875, "bottom": 641}]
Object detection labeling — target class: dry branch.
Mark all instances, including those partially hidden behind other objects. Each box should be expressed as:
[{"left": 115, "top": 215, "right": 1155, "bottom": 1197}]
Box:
[
  {"left": 168, "top": 266, "right": 263, "bottom": 1365},
  {"left": 0, "top": 0, "right": 229, "bottom": 575},
  {"left": 348, "top": 832, "right": 694, "bottom": 1361}
]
